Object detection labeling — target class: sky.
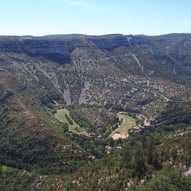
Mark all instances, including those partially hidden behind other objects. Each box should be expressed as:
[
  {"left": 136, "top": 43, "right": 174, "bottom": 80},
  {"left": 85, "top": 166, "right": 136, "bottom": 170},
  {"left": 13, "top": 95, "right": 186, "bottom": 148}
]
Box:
[{"left": 0, "top": 0, "right": 191, "bottom": 36}]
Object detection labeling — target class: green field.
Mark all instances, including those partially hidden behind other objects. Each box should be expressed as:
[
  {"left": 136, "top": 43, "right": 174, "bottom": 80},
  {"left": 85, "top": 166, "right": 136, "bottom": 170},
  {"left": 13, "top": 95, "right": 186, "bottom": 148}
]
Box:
[
  {"left": 116, "top": 112, "right": 136, "bottom": 134},
  {"left": 54, "top": 109, "right": 85, "bottom": 132}
]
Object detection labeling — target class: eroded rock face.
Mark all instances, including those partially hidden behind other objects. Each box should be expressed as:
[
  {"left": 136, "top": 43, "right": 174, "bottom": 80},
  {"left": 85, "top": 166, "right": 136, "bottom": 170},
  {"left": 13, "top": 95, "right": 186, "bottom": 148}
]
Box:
[
  {"left": 0, "top": 33, "right": 191, "bottom": 121},
  {"left": 0, "top": 39, "right": 73, "bottom": 64}
]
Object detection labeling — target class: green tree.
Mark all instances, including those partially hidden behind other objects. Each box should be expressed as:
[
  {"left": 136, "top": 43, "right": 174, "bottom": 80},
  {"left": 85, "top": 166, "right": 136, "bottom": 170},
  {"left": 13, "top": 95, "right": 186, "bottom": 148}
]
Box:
[
  {"left": 63, "top": 123, "right": 69, "bottom": 133},
  {"left": 133, "top": 142, "right": 147, "bottom": 179},
  {"left": 147, "top": 174, "right": 178, "bottom": 191}
]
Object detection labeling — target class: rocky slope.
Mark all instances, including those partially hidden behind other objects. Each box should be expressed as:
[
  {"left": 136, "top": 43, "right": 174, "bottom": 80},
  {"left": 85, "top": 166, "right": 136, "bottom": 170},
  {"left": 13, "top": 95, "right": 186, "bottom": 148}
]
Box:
[
  {"left": 0, "top": 33, "right": 191, "bottom": 175},
  {"left": 0, "top": 34, "right": 190, "bottom": 117}
]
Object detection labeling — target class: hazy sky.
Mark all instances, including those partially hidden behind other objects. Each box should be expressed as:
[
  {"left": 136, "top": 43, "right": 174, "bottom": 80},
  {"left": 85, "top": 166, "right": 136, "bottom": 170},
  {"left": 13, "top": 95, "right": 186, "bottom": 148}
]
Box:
[{"left": 1, "top": 0, "right": 191, "bottom": 36}]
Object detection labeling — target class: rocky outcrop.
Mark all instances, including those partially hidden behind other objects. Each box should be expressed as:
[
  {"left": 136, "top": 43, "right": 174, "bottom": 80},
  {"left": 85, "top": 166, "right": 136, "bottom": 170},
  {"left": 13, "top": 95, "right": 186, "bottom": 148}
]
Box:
[{"left": 0, "top": 33, "right": 191, "bottom": 120}]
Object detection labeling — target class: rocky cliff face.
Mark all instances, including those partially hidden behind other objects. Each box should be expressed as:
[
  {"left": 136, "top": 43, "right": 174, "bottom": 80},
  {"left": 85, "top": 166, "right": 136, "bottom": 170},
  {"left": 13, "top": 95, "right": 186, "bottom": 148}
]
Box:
[{"left": 0, "top": 33, "right": 191, "bottom": 119}]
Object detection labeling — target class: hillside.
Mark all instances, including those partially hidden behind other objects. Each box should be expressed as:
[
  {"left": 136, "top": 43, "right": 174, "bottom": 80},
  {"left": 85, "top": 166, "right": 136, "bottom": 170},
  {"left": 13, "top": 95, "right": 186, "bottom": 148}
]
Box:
[
  {"left": 0, "top": 34, "right": 190, "bottom": 118},
  {"left": 0, "top": 33, "right": 191, "bottom": 190}
]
